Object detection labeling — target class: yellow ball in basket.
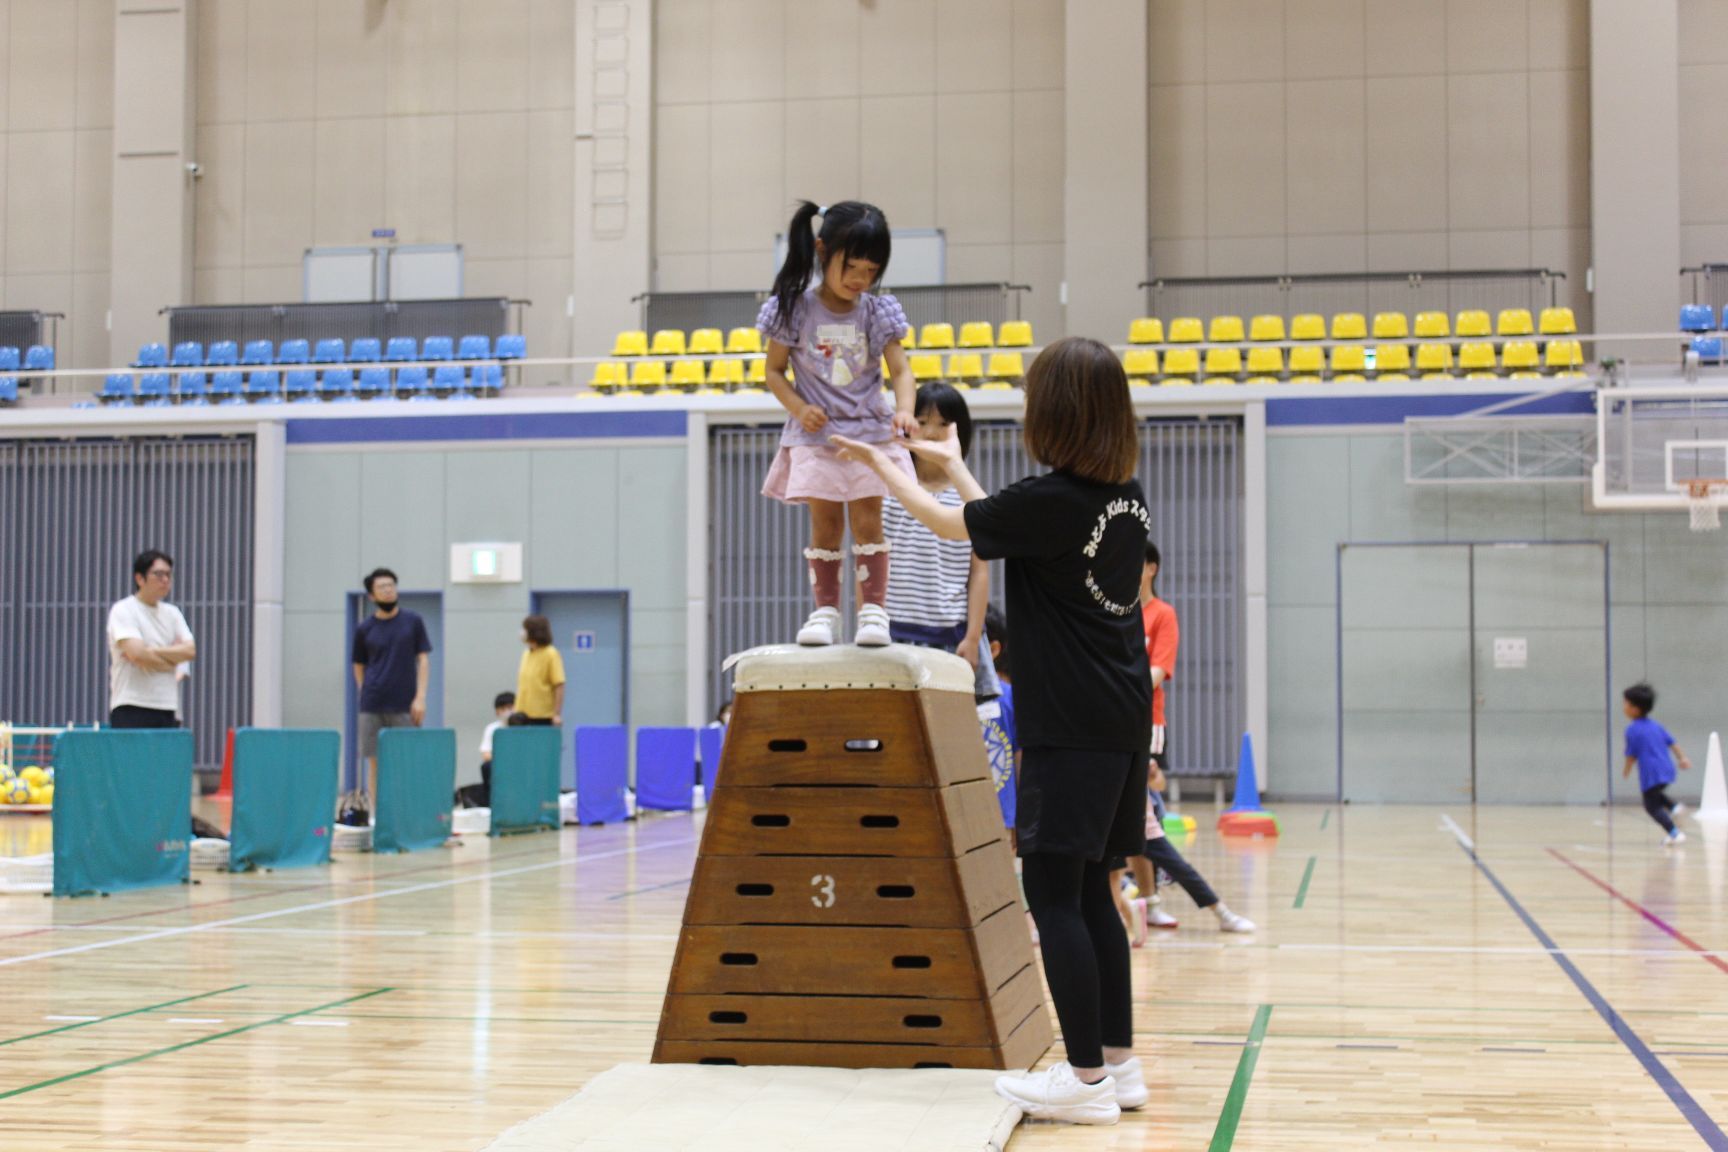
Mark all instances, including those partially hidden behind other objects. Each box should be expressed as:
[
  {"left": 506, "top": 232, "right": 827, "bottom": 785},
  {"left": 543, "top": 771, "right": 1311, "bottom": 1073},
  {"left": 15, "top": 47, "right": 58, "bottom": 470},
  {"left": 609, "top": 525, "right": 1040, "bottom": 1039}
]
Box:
[
  {"left": 0, "top": 765, "right": 14, "bottom": 785},
  {"left": 5, "top": 778, "right": 31, "bottom": 804},
  {"left": 37, "top": 784, "right": 52, "bottom": 807},
  {"left": 19, "top": 766, "right": 46, "bottom": 788}
]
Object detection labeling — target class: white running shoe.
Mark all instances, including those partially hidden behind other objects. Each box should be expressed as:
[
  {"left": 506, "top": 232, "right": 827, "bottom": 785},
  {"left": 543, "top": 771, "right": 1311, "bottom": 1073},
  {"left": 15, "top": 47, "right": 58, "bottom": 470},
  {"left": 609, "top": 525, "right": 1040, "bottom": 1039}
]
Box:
[
  {"left": 796, "top": 606, "right": 842, "bottom": 646},
  {"left": 994, "top": 1062, "right": 1120, "bottom": 1125},
  {"left": 1673, "top": 802, "right": 1688, "bottom": 821},
  {"left": 1148, "top": 904, "right": 1179, "bottom": 929},
  {"left": 1103, "top": 1056, "right": 1148, "bottom": 1110},
  {"left": 854, "top": 604, "right": 892, "bottom": 647},
  {"left": 1666, "top": 829, "right": 1688, "bottom": 847},
  {"left": 1216, "top": 908, "right": 1256, "bottom": 933}
]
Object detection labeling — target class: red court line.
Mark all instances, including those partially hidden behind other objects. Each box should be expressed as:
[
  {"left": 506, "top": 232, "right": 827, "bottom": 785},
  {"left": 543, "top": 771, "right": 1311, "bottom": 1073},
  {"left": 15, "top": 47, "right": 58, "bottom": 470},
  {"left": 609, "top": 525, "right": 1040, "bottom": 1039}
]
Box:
[{"left": 1547, "top": 847, "right": 1728, "bottom": 977}]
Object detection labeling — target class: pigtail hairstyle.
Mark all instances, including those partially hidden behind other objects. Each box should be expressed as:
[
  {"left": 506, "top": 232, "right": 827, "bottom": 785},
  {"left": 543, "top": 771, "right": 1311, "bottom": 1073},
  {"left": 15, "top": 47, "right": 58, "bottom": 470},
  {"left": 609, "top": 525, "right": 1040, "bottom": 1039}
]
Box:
[{"left": 768, "top": 200, "right": 894, "bottom": 332}]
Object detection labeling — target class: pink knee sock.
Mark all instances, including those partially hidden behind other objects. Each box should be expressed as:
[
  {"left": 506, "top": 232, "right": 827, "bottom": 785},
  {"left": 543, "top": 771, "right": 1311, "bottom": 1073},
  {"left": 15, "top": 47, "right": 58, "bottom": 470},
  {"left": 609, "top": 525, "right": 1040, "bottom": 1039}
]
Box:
[
  {"left": 804, "top": 547, "right": 843, "bottom": 609},
  {"left": 854, "top": 542, "right": 891, "bottom": 607}
]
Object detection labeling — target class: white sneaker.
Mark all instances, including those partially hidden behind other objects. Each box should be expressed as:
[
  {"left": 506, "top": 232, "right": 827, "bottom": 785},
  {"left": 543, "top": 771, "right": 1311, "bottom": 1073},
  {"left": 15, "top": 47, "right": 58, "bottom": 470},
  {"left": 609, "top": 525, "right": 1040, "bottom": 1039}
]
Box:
[
  {"left": 1666, "top": 829, "right": 1687, "bottom": 847},
  {"left": 1103, "top": 1056, "right": 1148, "bottom": 1110},
  {"left": 1216, "top": 908, "right": 1256, "bottom": 933},
  {"left": 796, "top": 606, "right": 842, "bottom": 646},
  {"left": 1673, "top": 802, "right": 1688, "bottom": 821},
  {"left": 1148, "top": 904, "right": 1179, "bottom": 929},
  {"left": 854, "top": 604, "right": 892, "bottom": 647},
  {"left": 993, "top": 1062, "right": 1119, "bottom": 1125}
]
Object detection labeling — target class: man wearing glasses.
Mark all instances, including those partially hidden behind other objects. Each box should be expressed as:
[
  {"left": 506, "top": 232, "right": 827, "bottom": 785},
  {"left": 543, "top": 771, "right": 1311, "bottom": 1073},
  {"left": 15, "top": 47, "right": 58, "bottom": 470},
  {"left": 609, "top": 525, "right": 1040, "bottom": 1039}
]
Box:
[{"left": 107, "top": 549, "right": 196, "bottom": 729}]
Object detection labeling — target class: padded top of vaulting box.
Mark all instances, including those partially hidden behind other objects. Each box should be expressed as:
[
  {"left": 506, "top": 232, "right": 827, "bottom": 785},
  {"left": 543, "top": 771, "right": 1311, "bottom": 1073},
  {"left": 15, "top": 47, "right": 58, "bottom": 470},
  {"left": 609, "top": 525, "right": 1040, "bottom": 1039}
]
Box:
[{"left": 727, "top": 644, "right": 974, "bottom": 695}]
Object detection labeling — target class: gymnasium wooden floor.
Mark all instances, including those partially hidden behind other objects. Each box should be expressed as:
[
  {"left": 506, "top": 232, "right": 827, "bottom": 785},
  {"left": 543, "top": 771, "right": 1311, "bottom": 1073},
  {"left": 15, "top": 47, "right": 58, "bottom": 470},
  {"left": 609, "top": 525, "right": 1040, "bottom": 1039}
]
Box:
[{"left": 0, "top": 802, "right": 1725, "bottom": 1150}]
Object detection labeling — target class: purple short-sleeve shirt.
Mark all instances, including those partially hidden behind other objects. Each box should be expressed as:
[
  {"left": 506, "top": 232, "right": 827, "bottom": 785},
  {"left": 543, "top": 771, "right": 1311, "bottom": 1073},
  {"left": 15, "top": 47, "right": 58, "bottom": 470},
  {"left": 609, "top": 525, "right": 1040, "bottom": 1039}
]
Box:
[{"left": 757, "top": 290, "right": 909, "bottom": 447}]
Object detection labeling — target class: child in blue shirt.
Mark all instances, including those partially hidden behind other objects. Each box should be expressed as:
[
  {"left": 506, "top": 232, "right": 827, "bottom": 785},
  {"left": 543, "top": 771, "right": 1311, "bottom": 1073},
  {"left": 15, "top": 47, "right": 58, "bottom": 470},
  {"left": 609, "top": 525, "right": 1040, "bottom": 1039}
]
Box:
[
  {"left": 981, "top": 606, "right": 1016, "bottom": 829},
  {"left": 1623, "top": 683, "right": 1692, "bottom": 845}
]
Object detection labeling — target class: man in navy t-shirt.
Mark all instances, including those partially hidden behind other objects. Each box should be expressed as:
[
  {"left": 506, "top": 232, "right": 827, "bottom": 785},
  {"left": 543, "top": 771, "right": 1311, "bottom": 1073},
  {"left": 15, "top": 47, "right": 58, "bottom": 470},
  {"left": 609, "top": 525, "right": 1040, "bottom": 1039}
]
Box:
[{"left": 349, "top": 567, "right": 432, "bottom": 825}]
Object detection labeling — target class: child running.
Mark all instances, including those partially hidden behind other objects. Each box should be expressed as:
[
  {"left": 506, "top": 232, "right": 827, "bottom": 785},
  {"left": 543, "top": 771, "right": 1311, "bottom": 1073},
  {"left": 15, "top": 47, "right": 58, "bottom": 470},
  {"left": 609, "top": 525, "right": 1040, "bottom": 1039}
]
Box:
[
  {"left": 1623, "top": 682, "right": 1691, "bottom": 845},
  {"left": 759, "top": 200, "right": 916, "bottom": 648}
]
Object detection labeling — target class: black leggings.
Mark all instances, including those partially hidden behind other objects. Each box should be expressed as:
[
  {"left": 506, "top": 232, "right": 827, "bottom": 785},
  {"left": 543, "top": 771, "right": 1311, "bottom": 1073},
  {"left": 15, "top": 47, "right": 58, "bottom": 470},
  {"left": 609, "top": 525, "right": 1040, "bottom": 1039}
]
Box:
[
  {"left": 1643, "top": 785, "right": 1677, "bottom": 834},
  {"left": 1144, "top": 835, "right": 1218, "bottom": 909},
  {"left": 1020, "top": 853, "right": 1133, "bottom": 1069}
]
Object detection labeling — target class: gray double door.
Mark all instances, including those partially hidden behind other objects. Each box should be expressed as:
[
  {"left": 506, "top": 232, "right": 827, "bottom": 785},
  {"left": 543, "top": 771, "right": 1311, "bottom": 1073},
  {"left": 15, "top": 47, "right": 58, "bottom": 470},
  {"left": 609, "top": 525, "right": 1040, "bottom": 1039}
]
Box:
[{"left": 1338, "top": 542, "right": 1609, "bottom": 804}]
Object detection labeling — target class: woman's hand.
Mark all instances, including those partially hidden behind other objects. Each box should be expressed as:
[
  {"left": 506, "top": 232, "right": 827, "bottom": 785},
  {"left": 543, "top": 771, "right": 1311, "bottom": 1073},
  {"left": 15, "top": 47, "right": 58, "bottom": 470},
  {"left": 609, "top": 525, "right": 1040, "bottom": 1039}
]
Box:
[
  {"left": 830, "top": 434, "right": 887, "bottom": 471},
  {"left": 798, "top": 403, "right": 829, "bottom": 433},
  {"left": 904, "top": 423, "right": 962, "bottom": 469},
  {"left": 892, "top": 407, "right": 918, "bottom": 439}
]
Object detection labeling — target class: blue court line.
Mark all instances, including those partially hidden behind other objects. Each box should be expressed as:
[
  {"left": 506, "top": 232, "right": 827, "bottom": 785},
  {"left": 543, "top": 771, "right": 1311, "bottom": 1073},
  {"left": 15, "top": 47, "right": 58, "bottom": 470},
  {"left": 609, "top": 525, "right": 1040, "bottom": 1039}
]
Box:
[{"left": 1450, "top": 833, "right": 1728, "bottom": 1149}]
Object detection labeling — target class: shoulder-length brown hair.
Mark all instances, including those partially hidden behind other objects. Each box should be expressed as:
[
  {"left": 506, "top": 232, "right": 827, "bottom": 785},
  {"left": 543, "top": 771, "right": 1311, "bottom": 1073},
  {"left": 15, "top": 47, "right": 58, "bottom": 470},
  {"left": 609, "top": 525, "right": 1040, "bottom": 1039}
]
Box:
[
  {"left": 522, "top": 615, "right": 553, "bottom": 647},
  {"left": 1021, "top": 337, "right": 1138, "bottom": 484}
]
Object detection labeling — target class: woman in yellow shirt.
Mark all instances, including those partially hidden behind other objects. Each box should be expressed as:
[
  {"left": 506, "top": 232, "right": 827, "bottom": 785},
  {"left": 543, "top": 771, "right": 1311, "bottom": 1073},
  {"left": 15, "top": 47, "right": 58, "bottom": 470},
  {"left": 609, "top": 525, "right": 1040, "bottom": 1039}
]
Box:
[{"left": 515, "top": 615, "right": 566, "bottom": 725}]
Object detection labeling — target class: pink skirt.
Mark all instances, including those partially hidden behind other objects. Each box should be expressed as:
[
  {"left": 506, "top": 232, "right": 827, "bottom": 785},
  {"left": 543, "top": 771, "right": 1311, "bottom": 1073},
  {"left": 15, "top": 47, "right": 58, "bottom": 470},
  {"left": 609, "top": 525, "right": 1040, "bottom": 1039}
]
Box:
[{"left": 762, "top": 441, "right": 916, "bottom": 505}]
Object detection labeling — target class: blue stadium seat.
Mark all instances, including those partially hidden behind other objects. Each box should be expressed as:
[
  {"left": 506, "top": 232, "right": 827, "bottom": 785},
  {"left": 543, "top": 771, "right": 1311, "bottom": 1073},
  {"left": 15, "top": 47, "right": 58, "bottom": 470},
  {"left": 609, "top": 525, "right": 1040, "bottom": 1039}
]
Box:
[
  {"left": 313, "top": 338, "right": 345, "bottom": 364},
  {"left": 432, "top": 364, "right": 465, "bottom": 395},
  {"left": 348, "top": 337, "right": 382, "bottom": 362},
  {"left": 138, "top": 372, "right": 173, "bottom": 406},
  {"left": 421, "top": 336, "right": 454, "bottom": 361},
  {"left": 318, "top": 368, "right": 355, "bottom": 401},
  {"left": 283, "top": 368, "right": 318, "bottom": 402},
  {"left": 0, "top": 376, "right": 15, "bottom": 404},
  {"left": 242, "top": 340, "right": 274, "bottom": 366},
  {"left": 456, "top": 334, "right": 490, "bottom": 360},
  {"left": 206, "top": 341, "right": 239, "bottom": 367},
  {"left": 171, "top": 342, "right": 204, "bottom": 368},
  {"left": 245, "top": 370, "right": 282, "bottom": 403},
  {"left": 133, "top": 343, "right": 167, "bottom": 368},
  {"left": 356, "top": 366, "right": 391, "bottom": 399},
  {"left": 209, "top": 370, "right": 244, "bottom": 404},
  {"left": 176, "top": 371, "right": 208, "bottom": 404},
  {"left": 1681, "top": 304, "right": 1715, "bottom": 333},
  {"left": 1692, "top": 336, "right": 1725, "bottom": 364},
  {"left": 395, "top": 365, "right": 430, "bottom": 399},
  {"left": 100, "top": 373, "right": 134, "bottom": 404},
  {"left": 473, "top": 363, "right": 504, "bottom": 395},
  {"left": 25, "top": 345, "right": 54, "bottom": 372},
  {"left": 0, "top": 346, "right": 19, "bottom": 372},
  {"left": 384, "top": 336, "right": 417, "bottom": 362},
  {"left": 495, "top": 333, "right": 526, "bottom": 360},
  {"left": 276, "top": 339, "right": 310, "bottom": 364}
]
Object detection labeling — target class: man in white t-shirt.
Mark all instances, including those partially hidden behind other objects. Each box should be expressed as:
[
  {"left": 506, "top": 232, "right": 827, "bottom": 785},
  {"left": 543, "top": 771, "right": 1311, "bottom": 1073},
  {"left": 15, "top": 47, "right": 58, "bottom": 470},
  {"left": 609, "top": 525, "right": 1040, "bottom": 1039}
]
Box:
[{"left": 107, "top": 549, "right": 197, "bottom": 728}]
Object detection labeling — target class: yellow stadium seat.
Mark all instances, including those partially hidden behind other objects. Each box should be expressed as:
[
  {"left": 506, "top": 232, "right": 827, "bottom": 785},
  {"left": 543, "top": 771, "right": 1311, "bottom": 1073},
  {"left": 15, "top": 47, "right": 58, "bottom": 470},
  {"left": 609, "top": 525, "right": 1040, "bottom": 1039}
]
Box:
[
  {"left": 1416, "top": 343, "right": 1454, "bottom": 374},
  {"left": 649, "top": 329, "right": 686, "bottom": 356},
  {"left": 1245, "top": 346, "right": 1284, "bottom": 379},
  {"left": 958, "top": 321, "right": 994, "bottom": 349},
  {"left": 1455, "top": 311, "right": 1491, "bottom": 338},
  {"left": 1203, "top": 347, "right": 1241, "bottom": 383},
  {"left": 986, "top": 352, "right": 1025, "bottom": 380},
  {"left": 1378, "top": 374, "right": 1410, "bottom": 383},
  {"left": 1495, "top": 309, "right": 1534, "bottom": 337},
  {"left": 1168, "top": 317, "right": 1203, "bottom": 343},
  {"left": 588, "top": 361, "right": 627, "bottom": 390},
  {"left": 1128, "top": 317, "right": 1165, "bottom": 345},
  {"left": 899, "top": 327, "right": 915, "bottom": 348},
  {"left": 1330, "top": 313, "right": 1367, "bottom": 340},
  {"left": 668, "top": 359, "right": 706, "bottom": 389},
  {"left": 708, "top": 359, "right": 745, "bottom": 388},
  {"left": 1538, "top": 307, "right": 1578, "bottom": 336},
  {"left": 1288, "top": 346, "right": 1325, "bottom": 382},
  {"left": 910, "top": 353, "right": 944, "bottom": 382},
  {"left": 1290, "top": 314, "right": 1326, "bottom": 341},
  {"left": 1162, "top": 347, "right": 1200, "bottom": 382},
  {"left": 1371, "top": 312, "right": 1409, "bottom": 339},
  {"left": 1248, "top": 315, "right": 1286, "bottom": 342},
  {"left": 948, "top": 353, "right": 984, "bottom": 383},
  {"left": 1208, "top": 316, "right": 1245, "bottom": 343},
  {"left": 612, "top": 330, "right": 648, "bottom": 357},
  {"left": 1413, "top": 311, "right": 1450, "bottom": 338},
  {"left": 1331, "top": 345, "right": 1367, "bottom": 375},
  {"left": 1500, "top": 341, "right": 1540, "bottom": 375},
  {"left": 746, "top": 358, "right": 767, "bottom": 386},
  {"left": 629, "top": 360, "right": 667, "bottom": 389},
  {"left": 726, "top": 327, "right": 763, "bottom": 354},
  {"left": 688, "top": 328, "right": 724, "bottom": 355},
  {"left": 1375, "top": 345, "right": 1412, "bottom": 374},
  {"left": 920, "top": 323, "right": 956, "bottom": 350},
  {"left": 1123, "top": 349, "right": 1160, "bottom": 382},
  {"left": 998, "top": 321, "right": 1034, "bottom": 348},
  {"left": 1545, "top": 339, "right": 1584, "bottom": 371},
  {"left": 1457, "top": 341, "right": 1497, "bottom": 377}
]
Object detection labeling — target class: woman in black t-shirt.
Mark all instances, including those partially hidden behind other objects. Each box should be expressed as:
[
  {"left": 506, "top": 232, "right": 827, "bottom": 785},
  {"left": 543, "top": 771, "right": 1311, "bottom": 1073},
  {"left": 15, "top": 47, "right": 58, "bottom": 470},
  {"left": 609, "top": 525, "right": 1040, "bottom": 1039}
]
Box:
[{"left": 833, "top": 337, "right": 1152, "bottom": 1126}]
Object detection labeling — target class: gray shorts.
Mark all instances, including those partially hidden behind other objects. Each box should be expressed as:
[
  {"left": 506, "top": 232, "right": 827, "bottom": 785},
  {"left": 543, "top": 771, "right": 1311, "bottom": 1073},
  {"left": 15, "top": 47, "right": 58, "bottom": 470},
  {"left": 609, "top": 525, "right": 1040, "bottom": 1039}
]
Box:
[{"left": 358, "top": 711, "right": 414, "bottom": 759}]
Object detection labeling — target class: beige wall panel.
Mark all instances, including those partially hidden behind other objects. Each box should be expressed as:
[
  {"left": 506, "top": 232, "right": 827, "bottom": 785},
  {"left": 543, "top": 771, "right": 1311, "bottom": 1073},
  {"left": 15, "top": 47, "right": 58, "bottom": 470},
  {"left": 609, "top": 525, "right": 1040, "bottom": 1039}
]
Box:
[
  {"left": 860, "top": 0, "right": 936, "bottom": 96},
  {"left": 194, "top": 266, "right": 242, "bottom": 305},
  {"left": 245, "top": 0, "right": 317, "bottom": 122},
  {"left": 1529, "top": 0, "right": 1590, "bottom": 70},
  {"left": 387, "top": 0, "right": 459, "bottom": 116},
  {"left": 654, "top": 251, "right": 708, "bottom": 292},
  {"left": 936, "top": 0, "right": 1013, "bottom": 94},
  {"left": 708, "top": 0, "right": 783, "bottom": 104},
  {"left": 315, "top": 0, "right": 389, "bottom": 120},
  {"left": 1286, "top": 79, "right": 1368, "bottom": 236},
  {"left": 1680, "top": 64, "right": 1728, "bottom": 224},
  {"left": 936, "top": 92, "right": 1014, "bottom": 246},
  {"left": 70, "top": 270, "right": 109, "bottom": 366},
  {"left": 1149, "top": 83, "right": 1205, "bottom": 239},
  {"left": 1447, "top": 0, "right": 1530, "bottom": 75},
  {"left": 653, "top": 103, "right": 711, "bottom": 254},
  {"left": 708, "top": 101, "right": 785, "bottom": 251},
  {"left": 1287, "top": 232, "right": 1368, "bottom": 275},
  {"left": 1448, "top": 228, "right": 1533, "bottom": 269},
  {"left": 1364, "top": 0, "right": 1446, "bottom": 77},
  {"left": 785, "top": 1, "right": 860, "bottom": 100},
  {"left": 11, "top": 0, "right": 77, "bottom": 132},
  {"left": 241, "top": 263, "right": 299, "bottom": 304},
  {"left": 1287, "top": 0, "right": 1366, "bottom": 81},
  {"left": 1012, "top": 0, "right": 1065, "bottom": 86},
  {"left": 655, "top": 0, "right": 711, "bottom": 106},
  {"left": 454, "top": 112, "right": 529, "bottom": 261},
  {"left": 1012, "top": 89, "right": 1064, "bottom": 244},
  {"left": 528, "top": 108, "right": 575, "bottom": 258},
  {"left": 1366, "top": 230, "right": 1448, "bottom": 271},
  {"left": 1680, "top": 0, "right": 1728, "bottom": 64},
  {"left": 1205, "top": 0, "right": 1284, "bottom": 84},
  {"left": 1447, "top": 72, "right": 1531, "bottom": 231},
  {"left": 1148, "top": 0, "right": 1206, "bottom": 86},
  {"left": 313, "top": 117, "right": 386, "bottom": 246},
  {"left": 861, "top": 94, "right": 936, "bottom": 227},
  {"left": 527, "top": 0, "right": 575, "bottom": 109},
  {"left": 708, "top": 250, "right": 764, "bottom": 290},
  {"left": 462, "top": 258, "right": 527, "bottom": 300},
  {"left": 1207, "top": 235, "right": 1284, "bottom": 277},
  {"left": 1150, "top": 236, "right": 1207, "bottom": 278},
  {"left": 196, "top": 0, "right": 247, "bottom": 124},
  {"left": 76, "top": 0, "right": 115, "bottom": 130},
  {"left": 6, "top": 270, "right": 69, "bottom": 316},
  {"left": 1365, "top": 76, "right": 1448, "bottom": 232},
  {"left": 242, "top": 120, "right": 316, "bottom": 266},
  {"left": 1529, "top": 68, "right": 1591, "bottom": 228},
  {"left": 948, "top": 243, "right": 1013, "bottom": 283},
  {"left": 457, "top": 0, "right": 530, "bottom": 114},
  {"left": 7, "top": 131, "right": 74, "bottom": 275},
  {"left": 525, "top": 256, "right": 574, "bottom": 375},
  {"left": 194, "top": 122, "right": 245, "bottom": 270},
  {"left": 73, "top": 127, "right": 111, "bottom": 273},
  {"left": 1204, "top": 83, "right": 1285, "bottom": 238},
  {"left": 1011, "top": 240, "right": 1064, "bottom": 340},
  {"left": 384, "top": 115, "right": 457, "bottom": 243},
  {"left": 783, "top": 98, "right": 861, "bottom": 212}
]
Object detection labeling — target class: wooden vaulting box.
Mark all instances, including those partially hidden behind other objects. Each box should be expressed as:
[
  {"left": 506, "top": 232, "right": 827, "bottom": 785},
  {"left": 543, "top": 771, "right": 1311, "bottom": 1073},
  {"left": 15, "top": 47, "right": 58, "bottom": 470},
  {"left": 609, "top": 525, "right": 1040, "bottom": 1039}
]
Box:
[{"left": 653, "top": 645, "right": 1052, "bottom": 1070}]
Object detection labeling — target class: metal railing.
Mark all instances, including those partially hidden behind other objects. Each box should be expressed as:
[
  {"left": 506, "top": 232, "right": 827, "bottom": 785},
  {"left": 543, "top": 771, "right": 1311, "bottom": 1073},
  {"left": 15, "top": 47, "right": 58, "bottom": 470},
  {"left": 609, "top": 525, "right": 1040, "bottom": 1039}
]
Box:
[
  {"left": 163, "top": 298, "right": 519, "bottom": 358},
  {"left": 637, "top": 283, "right": 1030, "bottom": 336},
  {"left": 1137, "top": 268, "right": 1566, "bottom": 326}
]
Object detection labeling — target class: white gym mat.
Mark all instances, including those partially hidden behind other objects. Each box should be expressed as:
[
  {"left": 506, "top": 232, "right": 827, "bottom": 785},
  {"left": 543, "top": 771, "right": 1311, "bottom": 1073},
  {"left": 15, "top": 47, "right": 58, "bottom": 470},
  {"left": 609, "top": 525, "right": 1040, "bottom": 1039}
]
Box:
[{"left": 480, "top": 1063, "right": 1023, "bottom": 1152}]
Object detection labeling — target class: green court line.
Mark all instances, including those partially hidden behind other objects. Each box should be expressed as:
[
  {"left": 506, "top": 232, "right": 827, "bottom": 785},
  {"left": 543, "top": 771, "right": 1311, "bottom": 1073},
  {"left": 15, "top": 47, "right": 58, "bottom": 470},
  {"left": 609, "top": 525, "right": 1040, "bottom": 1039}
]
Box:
[
  {"left": 1319, "top": 809, "right": 1330, "bottom": 831},
  {"left": 0, "top": 988, "right": 392, "bottom": 1101},
  {"left": 1293, "top": 856, "right": 1317, "bottom": 909},
  {"left": 1208, "top": 1004, "right": 1272, "bottom": 1152},
  {"left": 0, "top": 985, "right": 248, "bottom": 1048}
]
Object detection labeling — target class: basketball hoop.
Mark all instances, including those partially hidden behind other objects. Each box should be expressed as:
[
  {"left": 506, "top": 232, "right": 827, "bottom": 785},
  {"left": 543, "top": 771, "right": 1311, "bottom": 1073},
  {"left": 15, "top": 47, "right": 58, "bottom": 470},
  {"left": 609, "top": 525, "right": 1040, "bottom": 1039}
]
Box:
[{"left": 1687, "top": 480, "right": 1726, "bottom": 532}]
